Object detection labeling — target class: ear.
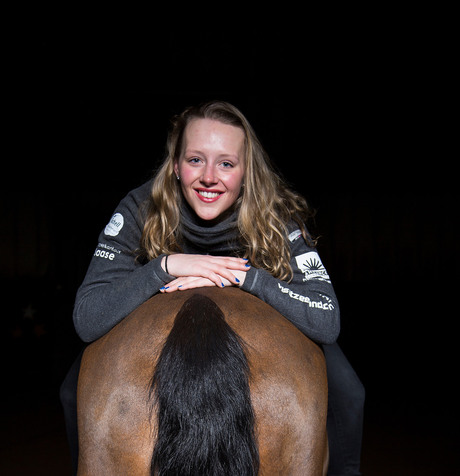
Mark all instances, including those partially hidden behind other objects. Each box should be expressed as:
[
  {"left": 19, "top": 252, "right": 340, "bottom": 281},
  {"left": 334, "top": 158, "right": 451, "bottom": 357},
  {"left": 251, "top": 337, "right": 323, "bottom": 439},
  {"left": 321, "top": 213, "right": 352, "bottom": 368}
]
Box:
[{"left": 173, "top": 161, "right": 179, "bottom": 178}]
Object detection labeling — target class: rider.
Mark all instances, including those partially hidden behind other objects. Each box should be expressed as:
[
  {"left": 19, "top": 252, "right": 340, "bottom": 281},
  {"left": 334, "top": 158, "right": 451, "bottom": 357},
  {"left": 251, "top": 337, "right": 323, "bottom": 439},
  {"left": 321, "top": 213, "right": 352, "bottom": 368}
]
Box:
[{"left": 61, "top": 100, "right": 364, "bottom": 475}]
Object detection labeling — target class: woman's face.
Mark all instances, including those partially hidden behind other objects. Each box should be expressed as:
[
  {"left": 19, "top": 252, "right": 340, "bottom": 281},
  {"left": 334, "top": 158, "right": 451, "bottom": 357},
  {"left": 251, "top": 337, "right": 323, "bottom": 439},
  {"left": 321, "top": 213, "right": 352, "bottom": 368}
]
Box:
[{"left": 174, "top": 118, "right": 245, "bottom": 221}]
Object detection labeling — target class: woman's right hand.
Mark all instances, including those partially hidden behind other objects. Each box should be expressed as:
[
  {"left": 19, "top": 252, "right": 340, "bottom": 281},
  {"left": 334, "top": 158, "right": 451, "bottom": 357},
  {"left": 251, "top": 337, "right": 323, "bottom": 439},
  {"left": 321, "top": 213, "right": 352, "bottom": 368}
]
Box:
[{"left": 161, "top": 254, "right": 249, "bottom": 289}]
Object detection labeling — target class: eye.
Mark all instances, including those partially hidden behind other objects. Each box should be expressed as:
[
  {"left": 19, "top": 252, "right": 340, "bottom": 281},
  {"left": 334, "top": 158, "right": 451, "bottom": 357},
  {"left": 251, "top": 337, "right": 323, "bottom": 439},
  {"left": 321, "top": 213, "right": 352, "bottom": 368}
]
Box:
[
  {"left": 220, "top": 161, "right": 234, "bottom": 168},
  {"left": 188, "top": 157, "right": 202, "bottom": 164}
]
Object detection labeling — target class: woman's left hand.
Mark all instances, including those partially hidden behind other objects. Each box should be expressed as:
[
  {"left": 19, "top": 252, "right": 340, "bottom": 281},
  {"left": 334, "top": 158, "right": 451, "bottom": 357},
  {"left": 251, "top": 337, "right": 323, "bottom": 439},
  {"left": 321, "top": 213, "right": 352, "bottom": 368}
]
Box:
[{"left": 160, "top": 269, "right": 247, "bottom": 293}]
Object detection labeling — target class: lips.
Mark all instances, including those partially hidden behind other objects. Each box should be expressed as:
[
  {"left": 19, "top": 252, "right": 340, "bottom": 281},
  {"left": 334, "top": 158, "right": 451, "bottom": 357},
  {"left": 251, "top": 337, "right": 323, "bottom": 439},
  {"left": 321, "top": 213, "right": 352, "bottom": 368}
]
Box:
[{"left": 195, "top": 189, "right": 223, "bottom": 203}]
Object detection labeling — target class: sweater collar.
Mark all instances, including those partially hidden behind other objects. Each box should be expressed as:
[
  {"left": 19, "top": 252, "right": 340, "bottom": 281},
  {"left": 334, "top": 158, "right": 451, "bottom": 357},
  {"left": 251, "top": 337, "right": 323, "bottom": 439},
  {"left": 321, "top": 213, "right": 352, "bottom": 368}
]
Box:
[{"left": 179, "top": 202, "right": 241, "bottom": 255}]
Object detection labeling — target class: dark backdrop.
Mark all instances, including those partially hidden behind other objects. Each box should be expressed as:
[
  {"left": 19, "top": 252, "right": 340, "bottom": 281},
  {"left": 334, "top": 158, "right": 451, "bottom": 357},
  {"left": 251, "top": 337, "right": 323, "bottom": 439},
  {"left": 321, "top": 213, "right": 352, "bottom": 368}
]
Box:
[{"left": 2, "top": 17, "right": 457, "bottom": 473}]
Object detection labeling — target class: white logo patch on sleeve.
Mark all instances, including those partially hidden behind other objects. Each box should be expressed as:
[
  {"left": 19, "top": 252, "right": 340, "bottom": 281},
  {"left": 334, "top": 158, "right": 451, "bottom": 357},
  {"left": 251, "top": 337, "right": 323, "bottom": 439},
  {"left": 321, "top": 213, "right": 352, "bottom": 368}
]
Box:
[
  {"left": 104, "top": 213, "right": 124, "bottom": 236},
  {"left": 288, "top": 229, "right": 302, "bottom": 242},
  {"left": 295, "top": 251, "right": 331, "bottom": 283}
]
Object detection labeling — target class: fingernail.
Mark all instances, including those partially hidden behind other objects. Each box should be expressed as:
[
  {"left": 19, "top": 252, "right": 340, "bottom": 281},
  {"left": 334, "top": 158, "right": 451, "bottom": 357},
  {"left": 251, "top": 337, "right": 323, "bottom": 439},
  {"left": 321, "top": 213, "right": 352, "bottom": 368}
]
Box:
[
  {"left": 178, "top": 285, "right": 182, "bottom": 288},
  {"left": 221, "top": 282, "right": 225, "bottom": 287},
  {"left": 245, "top": 263, "right": 250, "bottom": 267},
  {"left": 235, "top": 278, "right": 240, "bottom": 283}
]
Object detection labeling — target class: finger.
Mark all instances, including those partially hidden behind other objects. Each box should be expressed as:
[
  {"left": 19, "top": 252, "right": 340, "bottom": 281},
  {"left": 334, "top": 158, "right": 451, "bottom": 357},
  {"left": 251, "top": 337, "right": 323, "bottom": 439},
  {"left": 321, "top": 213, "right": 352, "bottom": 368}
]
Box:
[
  {"left": 159, "top": 276, "right": 190, "bottom": 292},
  {"left": 213, "top": 268, "right": 242, "bottom": 286},
  {"left": 169, "top": 277, "right": 215, "bottom": 292},
  {"left": 211, "top": 256, "right": 250, "bottom": 270},
  {"left": 198, "top": 259, "right": 248, "bottom": 285},
  {"left": 199, "top": 271, "right": 227, "bottom": 288},
  {"left": 160, "top": 277, "right": 191, "bottom": 292}
]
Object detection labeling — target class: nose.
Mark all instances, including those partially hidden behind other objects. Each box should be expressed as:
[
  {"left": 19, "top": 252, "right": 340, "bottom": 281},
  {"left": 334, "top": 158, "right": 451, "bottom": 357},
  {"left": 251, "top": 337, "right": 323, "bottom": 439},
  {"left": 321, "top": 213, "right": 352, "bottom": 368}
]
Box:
[{"left": 201, "top": 163, "right": 218, "bottom": 185}]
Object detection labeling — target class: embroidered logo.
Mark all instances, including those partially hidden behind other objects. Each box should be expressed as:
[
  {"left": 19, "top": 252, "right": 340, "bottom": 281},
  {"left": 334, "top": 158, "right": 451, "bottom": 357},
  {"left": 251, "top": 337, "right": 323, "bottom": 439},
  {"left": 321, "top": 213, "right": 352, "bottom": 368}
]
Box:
[
  {"left": 104, "top": 213, "right": 124, "bottom": 237},
  {"left": 288, "top": 229, "right": 302, "bottom": 242},
  {"left": 294, "top": 251, "right": 331, "bottom": 283}
]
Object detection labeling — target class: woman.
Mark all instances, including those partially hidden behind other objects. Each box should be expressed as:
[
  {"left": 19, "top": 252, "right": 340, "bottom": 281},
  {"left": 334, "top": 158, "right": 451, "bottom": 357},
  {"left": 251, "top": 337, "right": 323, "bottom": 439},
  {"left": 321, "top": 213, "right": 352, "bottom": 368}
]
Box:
[{"left": 61, "top": 101, "right": 364, "bottom": 475}]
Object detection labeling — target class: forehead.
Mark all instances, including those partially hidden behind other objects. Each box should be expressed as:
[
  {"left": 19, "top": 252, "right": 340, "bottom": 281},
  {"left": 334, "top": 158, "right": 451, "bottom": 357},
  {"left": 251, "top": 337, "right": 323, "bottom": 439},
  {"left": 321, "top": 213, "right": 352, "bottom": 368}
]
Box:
[{"left": 183, "top": 119, "right": 245, "bottom": 153}]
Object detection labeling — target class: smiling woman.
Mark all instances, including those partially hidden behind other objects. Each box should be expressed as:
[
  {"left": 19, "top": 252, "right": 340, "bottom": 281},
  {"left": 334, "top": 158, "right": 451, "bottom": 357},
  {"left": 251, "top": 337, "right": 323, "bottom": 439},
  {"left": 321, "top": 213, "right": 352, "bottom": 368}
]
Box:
[{"left": 174, "top": 118, "right": 245, "bottom": 221}]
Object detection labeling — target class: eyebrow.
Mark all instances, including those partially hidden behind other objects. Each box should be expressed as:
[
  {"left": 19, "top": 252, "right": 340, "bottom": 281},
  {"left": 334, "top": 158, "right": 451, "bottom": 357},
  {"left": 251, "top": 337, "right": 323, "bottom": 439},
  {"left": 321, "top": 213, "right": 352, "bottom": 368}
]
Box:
[{"left": 184, "top": 149, "right": 240, "bottom": 160}]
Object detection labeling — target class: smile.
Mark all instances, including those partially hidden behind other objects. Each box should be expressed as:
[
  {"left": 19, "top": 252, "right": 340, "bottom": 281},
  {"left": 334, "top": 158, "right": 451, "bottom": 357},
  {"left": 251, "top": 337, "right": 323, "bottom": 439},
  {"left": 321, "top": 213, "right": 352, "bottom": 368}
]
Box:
[{"left": 195, "top": 189, "right": 223, "bottom": 202}]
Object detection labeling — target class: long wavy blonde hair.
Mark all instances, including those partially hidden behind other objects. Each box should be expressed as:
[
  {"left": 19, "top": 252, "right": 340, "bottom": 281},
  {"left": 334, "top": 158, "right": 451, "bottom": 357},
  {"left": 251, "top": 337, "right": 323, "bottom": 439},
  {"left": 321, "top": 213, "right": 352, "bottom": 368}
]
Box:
[{"left": 140, "top": 101, "right": 315, "bottom": 281}]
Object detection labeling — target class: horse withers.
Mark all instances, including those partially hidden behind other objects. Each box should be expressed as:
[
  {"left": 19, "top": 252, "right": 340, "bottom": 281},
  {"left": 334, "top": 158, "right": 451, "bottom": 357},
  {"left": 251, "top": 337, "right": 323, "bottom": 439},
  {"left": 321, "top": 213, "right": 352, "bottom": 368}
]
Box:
[{"left": 77, "top": 287, "right": 328, "bottom": 475}]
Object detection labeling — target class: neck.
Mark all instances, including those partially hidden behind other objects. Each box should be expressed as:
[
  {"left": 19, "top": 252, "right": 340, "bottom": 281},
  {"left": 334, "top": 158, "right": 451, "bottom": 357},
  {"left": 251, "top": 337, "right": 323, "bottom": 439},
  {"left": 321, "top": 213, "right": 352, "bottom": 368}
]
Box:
[
  {"left": 179, "top": 202, "right": 241, "bottom": 255},
  {"left": 185, "top": 202, "right": 238, "bottom": 228}
]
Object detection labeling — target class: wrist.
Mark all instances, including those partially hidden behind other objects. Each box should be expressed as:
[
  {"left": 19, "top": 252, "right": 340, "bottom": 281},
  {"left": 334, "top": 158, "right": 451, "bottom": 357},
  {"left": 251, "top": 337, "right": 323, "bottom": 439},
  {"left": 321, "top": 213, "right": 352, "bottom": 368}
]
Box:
[{"left": 161, "top": 255, "right": 172, "bottom": 275}]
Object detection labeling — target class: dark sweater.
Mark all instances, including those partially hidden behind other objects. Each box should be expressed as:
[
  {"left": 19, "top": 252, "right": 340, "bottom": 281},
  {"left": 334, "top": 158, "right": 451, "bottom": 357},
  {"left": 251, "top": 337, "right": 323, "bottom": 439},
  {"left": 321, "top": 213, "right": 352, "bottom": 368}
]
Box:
[{"left": 73, "top": 180, "right": 340, "bottom": 344}]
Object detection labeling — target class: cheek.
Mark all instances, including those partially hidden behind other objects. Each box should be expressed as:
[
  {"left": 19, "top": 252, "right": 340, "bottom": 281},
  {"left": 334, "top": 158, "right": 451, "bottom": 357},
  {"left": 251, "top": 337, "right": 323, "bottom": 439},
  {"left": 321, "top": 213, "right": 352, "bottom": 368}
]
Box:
[
  {"left": 225, "top": 171, "right": 244, "bottom": 194},
  {"left": 178, "top": 166, "right": 196, "bottom": 186}
]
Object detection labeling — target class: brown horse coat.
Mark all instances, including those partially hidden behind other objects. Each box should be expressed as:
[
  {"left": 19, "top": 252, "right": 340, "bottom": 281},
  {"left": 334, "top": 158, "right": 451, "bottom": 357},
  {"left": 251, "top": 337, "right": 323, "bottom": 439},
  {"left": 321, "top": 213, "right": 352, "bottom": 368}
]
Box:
[{"left": 77, "top": 287, "right": 328, "bottom": 475}]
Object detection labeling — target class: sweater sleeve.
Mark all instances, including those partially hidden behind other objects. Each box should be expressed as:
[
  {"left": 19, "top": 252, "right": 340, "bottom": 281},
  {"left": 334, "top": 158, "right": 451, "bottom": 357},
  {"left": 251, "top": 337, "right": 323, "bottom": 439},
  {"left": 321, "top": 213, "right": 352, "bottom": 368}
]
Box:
[
  {"left": 73, "top": 181, "right": 175, "bottom": 342},
  {"left": 240, "top": 227, "right": 340, "bottom": 344}
]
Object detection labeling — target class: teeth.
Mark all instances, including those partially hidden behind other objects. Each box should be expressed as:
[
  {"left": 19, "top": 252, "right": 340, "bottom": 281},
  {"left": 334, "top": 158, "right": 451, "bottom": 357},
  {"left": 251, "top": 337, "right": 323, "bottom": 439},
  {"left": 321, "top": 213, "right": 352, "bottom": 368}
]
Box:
[{"left": 198, "top": 191, "right": 220, "bottom": 198}]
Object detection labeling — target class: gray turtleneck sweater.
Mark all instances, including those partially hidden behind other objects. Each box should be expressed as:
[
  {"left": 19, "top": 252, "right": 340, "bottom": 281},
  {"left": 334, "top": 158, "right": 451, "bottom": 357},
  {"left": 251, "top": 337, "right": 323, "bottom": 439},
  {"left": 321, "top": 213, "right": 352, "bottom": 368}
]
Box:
[{"left": 73, "top": 180, "right": 340, "bottom": 344}]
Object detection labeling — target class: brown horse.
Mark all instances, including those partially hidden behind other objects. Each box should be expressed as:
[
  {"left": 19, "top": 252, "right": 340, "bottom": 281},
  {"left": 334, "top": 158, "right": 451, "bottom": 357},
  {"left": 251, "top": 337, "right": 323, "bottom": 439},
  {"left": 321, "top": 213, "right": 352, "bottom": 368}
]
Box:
[{"left": 77, "top": 287, "right": 328, "bottom": 475}]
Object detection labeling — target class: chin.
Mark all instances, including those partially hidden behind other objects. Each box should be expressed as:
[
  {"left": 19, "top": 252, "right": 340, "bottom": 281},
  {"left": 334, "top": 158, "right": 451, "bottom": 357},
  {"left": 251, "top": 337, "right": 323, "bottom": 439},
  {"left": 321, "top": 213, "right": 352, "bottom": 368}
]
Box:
[{"left": 195, "top": 209, "right": 221, "bottom": 221}]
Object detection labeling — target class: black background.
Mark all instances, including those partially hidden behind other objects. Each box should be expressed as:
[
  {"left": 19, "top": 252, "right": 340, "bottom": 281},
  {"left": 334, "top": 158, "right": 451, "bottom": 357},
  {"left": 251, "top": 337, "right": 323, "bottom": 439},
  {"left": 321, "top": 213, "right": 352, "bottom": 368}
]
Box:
[{"left": 1, "top": 11, "right": 457, "bottom": 474}]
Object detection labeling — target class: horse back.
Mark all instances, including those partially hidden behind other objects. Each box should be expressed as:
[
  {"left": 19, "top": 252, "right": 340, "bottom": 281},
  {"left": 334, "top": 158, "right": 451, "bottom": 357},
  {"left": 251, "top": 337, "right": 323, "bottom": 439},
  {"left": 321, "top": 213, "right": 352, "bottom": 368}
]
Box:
[{"left": 77, "top": 288, "right": 327, "bottom": 475}]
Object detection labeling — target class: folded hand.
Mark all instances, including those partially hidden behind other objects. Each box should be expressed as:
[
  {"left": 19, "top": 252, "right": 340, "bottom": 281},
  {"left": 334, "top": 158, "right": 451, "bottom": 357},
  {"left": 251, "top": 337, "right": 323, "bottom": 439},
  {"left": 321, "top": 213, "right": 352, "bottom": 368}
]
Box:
[{"left": 160, "top": 254, "right": 249, "bottom": 293}]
